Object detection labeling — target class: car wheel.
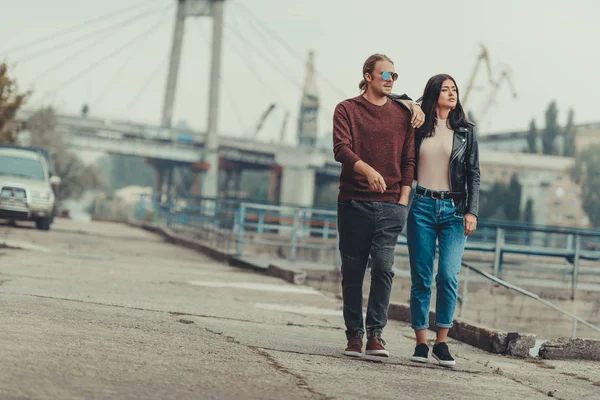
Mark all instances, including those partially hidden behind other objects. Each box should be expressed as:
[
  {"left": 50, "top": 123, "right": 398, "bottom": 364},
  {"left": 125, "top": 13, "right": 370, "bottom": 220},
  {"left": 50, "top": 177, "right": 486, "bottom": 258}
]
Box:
[{"left": 35, "top": 217, "right": 51, "bottom": 231}]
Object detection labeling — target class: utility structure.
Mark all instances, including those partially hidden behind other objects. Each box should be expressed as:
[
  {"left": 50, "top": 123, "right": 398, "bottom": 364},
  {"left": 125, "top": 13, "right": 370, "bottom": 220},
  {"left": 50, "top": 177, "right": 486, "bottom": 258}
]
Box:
[
  {"left": 297, "top": 51, "right": 319, "bottom": 148},
  {"left": 478, "top": 64, "right": 518, "bottom": 129},
  {"left": 161, "top": 0, "right": 225, "bottom": 198},
  {"left": 462, "top": 43, "right": 495, "bottom": 110}
]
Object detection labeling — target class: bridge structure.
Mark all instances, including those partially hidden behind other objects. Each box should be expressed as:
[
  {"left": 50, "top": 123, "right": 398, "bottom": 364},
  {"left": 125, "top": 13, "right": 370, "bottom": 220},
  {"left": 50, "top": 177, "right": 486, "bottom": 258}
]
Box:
[
  {"left": 9, "top": 0, "right": 342, "bottom": 208},
  {"left": 15, "top": 109, "right": 341, "bottom": 208}
]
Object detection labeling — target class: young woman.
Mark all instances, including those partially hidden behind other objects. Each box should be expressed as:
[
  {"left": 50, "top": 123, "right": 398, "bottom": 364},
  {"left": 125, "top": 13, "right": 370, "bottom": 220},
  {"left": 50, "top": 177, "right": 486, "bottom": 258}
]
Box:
[{"left": 407, "top": 74, "right": 480, "bottom": 367}]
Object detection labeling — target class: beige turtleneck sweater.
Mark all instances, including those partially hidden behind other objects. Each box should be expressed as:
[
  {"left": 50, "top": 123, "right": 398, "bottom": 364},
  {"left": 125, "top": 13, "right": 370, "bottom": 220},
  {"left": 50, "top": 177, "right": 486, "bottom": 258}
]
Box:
[{"left": 417, "top": 120, "right": 454, "bottom": 191}]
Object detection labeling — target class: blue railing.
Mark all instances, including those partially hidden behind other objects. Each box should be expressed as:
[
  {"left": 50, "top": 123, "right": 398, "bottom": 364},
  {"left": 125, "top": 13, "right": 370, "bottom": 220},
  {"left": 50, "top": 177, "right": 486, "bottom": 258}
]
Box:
[{"left": 133, "top": 194, "right": 600, "bottom": 298}]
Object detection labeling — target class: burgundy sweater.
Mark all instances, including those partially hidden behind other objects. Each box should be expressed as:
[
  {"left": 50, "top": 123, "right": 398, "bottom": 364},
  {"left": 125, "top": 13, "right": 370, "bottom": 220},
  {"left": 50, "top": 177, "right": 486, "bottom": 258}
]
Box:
[{"left": 333, "top": 95, "right": 415, "bottom": 202}]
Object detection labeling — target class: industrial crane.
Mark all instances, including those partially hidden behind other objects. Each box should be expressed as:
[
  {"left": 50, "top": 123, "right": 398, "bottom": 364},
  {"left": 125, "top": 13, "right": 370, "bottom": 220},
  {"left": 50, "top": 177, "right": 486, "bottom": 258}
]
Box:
[
  {"left": 251, "top": 103, "right": 276, "bottom": 139},
  {"left": 477, "top": 65, "right": 518, "bottom": 129},
  {"left": 462, "top": 43, "right": 496, "bottom": 109}
]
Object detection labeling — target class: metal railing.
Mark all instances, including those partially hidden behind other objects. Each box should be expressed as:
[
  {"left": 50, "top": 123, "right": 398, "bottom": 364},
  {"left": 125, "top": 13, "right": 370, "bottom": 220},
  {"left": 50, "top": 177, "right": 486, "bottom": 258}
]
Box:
[
  {"left": 133, "top": 195, "right": 600, "bottom": 338},
  {"left": 234, "top": 202, "right": 338, "bottom": 261},
  {"left": 458, "top": 261, "right": 600, "bottom": 338},
  {"left": 134, "top": 195, "right": 600, "bottom": 293}
]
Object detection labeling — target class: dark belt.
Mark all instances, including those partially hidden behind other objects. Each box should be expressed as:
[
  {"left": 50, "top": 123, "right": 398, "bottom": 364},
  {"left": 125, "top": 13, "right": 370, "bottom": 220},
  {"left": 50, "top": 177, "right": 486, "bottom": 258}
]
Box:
[{"left": 415, "top": 187, "right": 463, "bottom": 200}]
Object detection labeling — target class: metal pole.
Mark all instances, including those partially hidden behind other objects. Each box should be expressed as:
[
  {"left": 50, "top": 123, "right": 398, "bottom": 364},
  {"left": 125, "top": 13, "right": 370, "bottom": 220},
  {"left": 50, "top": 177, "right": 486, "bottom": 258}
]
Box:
[
  {"left": 572, "top": 319, "right": 578, "bottom": 338},
  {"left": 290, "top": 210, "right": 299, "bottom": 262},
  {"left": 564, "top": 234, "right": 574, "bottom": 282},
  {"left": 571, "top": 234, "right": 581, "bottom": 300},
  {"left": 161, "top": 0, "right": 186, "bottom": 128},
  {"left": 460, "top": 263, "right": 471, "bottom": 318},
  {"left": 334, "top": 232, "right": 341, "bottom": 270},
  {"left": 200, "top": 0, "right": 225, "bottom": 198},
  {"left": 235, "top": 203, "right": 245, "bottom": 257},
  {"left": 493, "top": 228, "right": 504, "bottom": 276}
]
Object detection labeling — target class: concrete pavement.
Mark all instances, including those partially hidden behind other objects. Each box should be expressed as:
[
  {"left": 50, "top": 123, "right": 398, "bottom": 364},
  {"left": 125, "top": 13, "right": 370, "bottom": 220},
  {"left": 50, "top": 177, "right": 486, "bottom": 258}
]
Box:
[{"left": 1, "top": 219, "right": 599, "bottom": 399}]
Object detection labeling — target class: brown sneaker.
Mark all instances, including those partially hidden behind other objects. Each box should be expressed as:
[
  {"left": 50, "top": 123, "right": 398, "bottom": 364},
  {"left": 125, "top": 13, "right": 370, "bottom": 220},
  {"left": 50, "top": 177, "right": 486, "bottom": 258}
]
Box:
[
  {"left": 343, "top": 337, "right": 363, "bottom": 358},
  {"left": 366, "top": 336, "right": 389, "bottom": 357}
]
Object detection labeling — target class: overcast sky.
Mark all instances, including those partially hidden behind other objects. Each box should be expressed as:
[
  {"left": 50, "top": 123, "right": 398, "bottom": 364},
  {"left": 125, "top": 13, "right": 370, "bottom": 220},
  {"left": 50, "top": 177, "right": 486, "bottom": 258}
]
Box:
[{"left": 1, "top": 0, "right": 599, "bottom": 145}]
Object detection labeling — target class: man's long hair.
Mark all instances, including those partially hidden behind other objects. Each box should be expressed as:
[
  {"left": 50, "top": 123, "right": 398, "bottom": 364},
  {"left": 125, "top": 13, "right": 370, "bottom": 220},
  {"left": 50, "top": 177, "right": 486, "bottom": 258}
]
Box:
[
  {"left": 416, "top": 74, "right": 471, "bottom": 138},
  {"left": 358, "top": 54, "right": 394, "bottom": 93}
]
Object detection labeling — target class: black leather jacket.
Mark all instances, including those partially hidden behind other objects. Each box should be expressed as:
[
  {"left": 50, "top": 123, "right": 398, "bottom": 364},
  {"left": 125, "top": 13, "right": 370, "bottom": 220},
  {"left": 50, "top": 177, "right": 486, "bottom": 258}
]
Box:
[{"left": 415, "top": 126, "right": 481, "bottom": 218}]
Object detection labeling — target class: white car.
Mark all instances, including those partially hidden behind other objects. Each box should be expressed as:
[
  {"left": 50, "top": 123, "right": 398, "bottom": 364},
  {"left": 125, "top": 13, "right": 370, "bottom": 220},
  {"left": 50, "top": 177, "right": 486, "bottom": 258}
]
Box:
[{"left": 0, "top": 147, "right": 61, "bottom": 230}]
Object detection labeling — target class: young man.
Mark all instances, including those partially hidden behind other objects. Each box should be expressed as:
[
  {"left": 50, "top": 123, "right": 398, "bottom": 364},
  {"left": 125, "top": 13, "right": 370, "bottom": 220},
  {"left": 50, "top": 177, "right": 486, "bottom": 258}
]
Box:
[{"left": 333, "top": 53, "right": 424, "bottom": 358}]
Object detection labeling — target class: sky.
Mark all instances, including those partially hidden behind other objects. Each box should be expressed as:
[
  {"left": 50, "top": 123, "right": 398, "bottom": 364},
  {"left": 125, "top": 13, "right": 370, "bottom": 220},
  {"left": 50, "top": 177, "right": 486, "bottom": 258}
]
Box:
[{"left": 1, "top": 0, "right": 599, "bottom": 147}]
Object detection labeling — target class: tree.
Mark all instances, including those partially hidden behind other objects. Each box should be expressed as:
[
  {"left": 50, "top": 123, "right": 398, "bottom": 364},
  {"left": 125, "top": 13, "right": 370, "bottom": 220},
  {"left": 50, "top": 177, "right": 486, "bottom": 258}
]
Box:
[
  {"left": 504, "top": 174, "right": 522, "bottom": 221},
  {"left": 526, "top": 119, "right": 538, "bottom": 154},
  {"left": 542, "top": 101, "right": 559, "bottom": 155},
  {"left": 0, "top": 63, "right": 30, "bottom": 144},
  {"left": 97, "top": 154, "right": 154, "bottom": 193},
  {"left": 479, "top": 176, "right": 522, "bottom": 222},
  {"left": 27, "top": 107, "right": 104, "bottom": 205},
  {"left": 563, "top": 108, "right": 576, "bottom": 157},
  {"left": 572, "top": 145, "right": 600, "bottom": 227},
  {"left": 522, "top": 197, "right": 534, "bottom": 245},
  {"left": 523, "top": 198, "right": 534, "bottom": 224}
]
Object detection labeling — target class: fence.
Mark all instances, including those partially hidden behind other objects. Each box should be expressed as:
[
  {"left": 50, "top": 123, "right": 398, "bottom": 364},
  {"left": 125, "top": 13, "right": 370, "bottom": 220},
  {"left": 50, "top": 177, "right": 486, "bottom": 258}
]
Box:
[
  {"left": 133, "top": 195, "right": 600, "bottom": 290},
  {"left": 132, "top": 194, "right": 600, "bottom": 338}
]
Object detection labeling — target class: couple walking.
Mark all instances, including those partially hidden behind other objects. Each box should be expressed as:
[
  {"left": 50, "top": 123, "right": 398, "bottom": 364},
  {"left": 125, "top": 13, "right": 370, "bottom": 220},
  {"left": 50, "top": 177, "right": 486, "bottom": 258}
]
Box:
[{"left": 333, "top": 53, "right": 481, "bottom": 367}]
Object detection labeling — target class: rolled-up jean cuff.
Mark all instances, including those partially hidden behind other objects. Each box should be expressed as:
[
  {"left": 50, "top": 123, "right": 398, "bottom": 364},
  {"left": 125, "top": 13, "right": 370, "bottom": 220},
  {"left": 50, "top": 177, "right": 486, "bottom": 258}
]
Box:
[
  {"left": 435, "top": 322, "right": 453, "bottom": 329},
  {"left": 367, "top": 329, "right": 383, "bottom": 338},
  {"left": 346, "top": 329, "right": 364, "bottom": 340},
  {"left": 411, "top": 324, "right": 429, "bottom": 330}
]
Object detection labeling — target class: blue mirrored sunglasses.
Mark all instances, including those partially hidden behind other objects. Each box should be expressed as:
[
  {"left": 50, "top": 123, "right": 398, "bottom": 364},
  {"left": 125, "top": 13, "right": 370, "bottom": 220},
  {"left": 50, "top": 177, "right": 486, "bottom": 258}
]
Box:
[{"left": 381, "top": 71, "right": 398, "bottom": 81}]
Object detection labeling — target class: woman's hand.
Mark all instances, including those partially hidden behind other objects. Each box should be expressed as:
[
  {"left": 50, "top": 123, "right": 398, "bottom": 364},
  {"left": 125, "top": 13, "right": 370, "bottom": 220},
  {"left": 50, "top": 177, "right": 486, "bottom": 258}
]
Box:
[{"left": 463, "top": 213, "right": 477, "bottom": 236}]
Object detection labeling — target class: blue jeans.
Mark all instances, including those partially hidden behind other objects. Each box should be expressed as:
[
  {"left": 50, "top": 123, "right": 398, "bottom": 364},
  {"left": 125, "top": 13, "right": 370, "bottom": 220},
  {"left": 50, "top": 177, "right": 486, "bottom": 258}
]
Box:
[
  {"left": 337, "top": 200, "right": 407, "bottom": 339},
  {"left": 406, "top": 188, "right": 467, "bottom": 330}
]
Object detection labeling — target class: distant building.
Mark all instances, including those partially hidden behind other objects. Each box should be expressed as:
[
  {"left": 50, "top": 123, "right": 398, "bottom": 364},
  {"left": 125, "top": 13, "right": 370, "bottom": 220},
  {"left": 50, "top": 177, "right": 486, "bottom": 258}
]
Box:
[
  {"left": 480, "top": 151, "right": 590, "bottom": 228},
  {"left": 478, "top": 121, "right": 600, "bottom": 154}
]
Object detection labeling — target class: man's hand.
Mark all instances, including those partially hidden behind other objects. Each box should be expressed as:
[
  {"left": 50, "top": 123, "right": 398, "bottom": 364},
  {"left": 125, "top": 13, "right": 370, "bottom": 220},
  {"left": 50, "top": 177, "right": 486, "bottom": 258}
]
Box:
[
  {"left": 354, "top": 160, "right": 387, "bottom": 193},
  {"left": 398, "top": 185, "right": 411, "bottom": 206},
  {"left": 366, "top": 169, "right": 387, "bottom": 193},
  {"left": 411, "top": 104, "right": 425, "bottom": 128},
  {"left": 463, "top": 213, "right": 477, "bottom": 236}
]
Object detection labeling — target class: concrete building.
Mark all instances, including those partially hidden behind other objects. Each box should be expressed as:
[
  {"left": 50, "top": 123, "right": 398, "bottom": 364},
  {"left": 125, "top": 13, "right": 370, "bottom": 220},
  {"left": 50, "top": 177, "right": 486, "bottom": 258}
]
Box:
[
  {"left": 480, "top": 151, "right": 590, "bottom": 228},
  {"left": 478, "top": 121, "right": 600, "bottom": 154}
]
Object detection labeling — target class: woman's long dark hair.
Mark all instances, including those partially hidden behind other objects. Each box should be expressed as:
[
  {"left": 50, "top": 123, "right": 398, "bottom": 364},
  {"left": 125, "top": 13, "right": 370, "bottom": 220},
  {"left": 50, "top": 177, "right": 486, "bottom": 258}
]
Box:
[{"left": 415, "top": 74, "right": 471, "bottom": 138}]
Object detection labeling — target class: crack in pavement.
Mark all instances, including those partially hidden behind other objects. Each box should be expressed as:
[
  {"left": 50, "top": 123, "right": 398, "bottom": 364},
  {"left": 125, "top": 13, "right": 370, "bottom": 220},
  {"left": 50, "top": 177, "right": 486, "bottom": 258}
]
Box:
[
  {"left": 475, "top": 359, "right": 566, "bottom": 400},
  {"left": 252, "top": 348, "right": 335, "bottom": 400},
  {"left": 201, "top": 327, "right": 333, "bottom": 398},
  {"left": 505, "top": 375, "right": 566, "bottom": 400},
  {"left": 285, "top": 322, "right": 342, "bottom": 331},
  {"left": 0, "top": 273, "right": 59, "bottom": 281},
  {"left": 3, "top": 292, "right": 343, "bottom": 334},
  {"left": 560, "top": 371, "right": 593, "bottom": 382}
]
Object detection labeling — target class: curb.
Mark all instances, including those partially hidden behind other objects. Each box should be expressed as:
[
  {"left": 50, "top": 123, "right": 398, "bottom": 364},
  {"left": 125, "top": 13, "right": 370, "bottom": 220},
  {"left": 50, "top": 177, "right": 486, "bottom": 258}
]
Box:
[
  {"left": 388, "top": 302, "right": 536, "bottom": 357},
  {"left": 266, "top": 264, "right": 307, "bottom": 285},
  {"left": 129, "top": 221, "right": 230, "bottom": 263},
  {"left": 229, "top": 256, "right": 267, "bottom": 272},
  {"left": 129, "top": 221, "right": 311, "bottom": 285},
  {"left": 539, "top": 338, "right": 600, "bottom": 361}
]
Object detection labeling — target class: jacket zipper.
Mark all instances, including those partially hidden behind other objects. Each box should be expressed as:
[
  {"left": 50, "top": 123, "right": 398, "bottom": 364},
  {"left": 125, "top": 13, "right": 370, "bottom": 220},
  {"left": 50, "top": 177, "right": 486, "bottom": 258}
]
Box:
[{"left": 448, "top": 132, "right": 455, "bottom": 192}]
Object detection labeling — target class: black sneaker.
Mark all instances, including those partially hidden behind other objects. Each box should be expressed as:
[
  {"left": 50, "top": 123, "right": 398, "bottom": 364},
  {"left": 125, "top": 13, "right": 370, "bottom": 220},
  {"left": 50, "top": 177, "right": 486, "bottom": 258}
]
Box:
[
  {"left": 432, "top": 342, "right": 456, "bottom": 367},
  {"left": 411, "top": 343, "right": 429, "bottom": 363}
]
